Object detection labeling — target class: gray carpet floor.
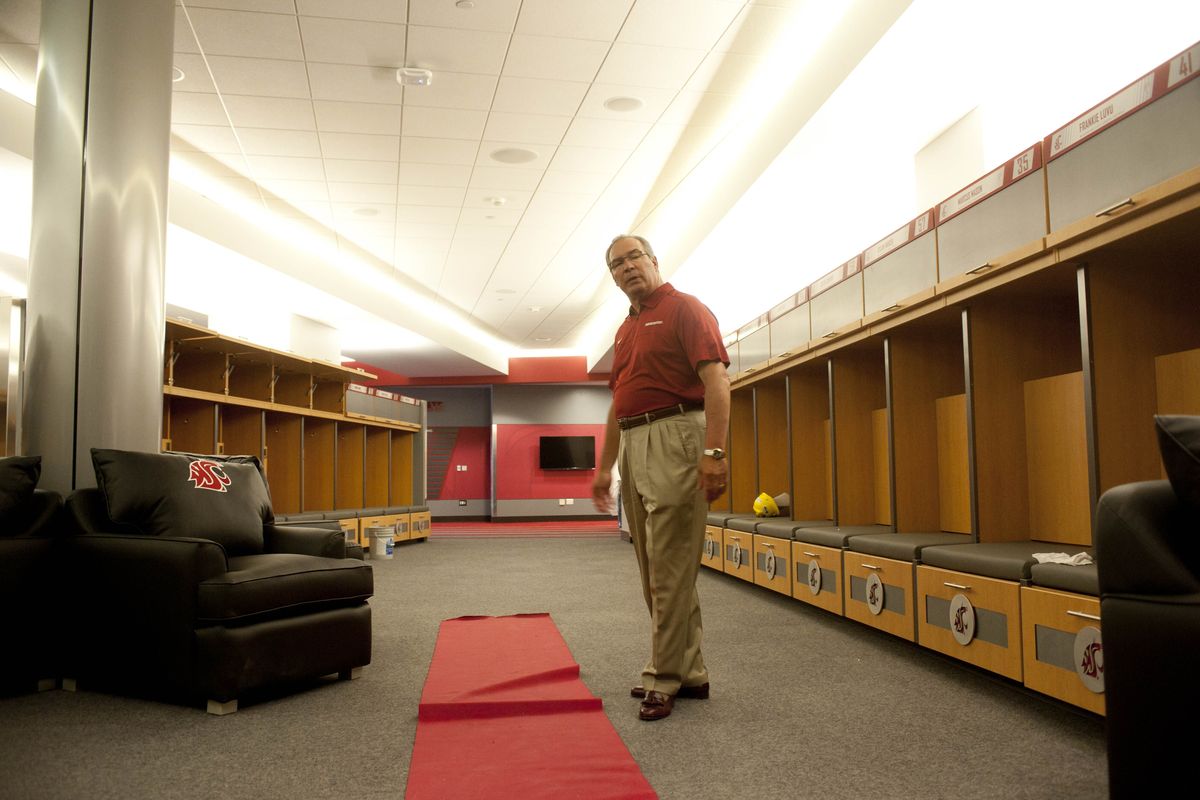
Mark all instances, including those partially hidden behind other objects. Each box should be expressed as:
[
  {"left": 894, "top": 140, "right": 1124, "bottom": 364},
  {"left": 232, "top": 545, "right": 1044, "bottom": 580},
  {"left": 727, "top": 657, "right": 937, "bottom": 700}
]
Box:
[{"left": 0, "top": 535, "right": 1108, "bottom": 799}]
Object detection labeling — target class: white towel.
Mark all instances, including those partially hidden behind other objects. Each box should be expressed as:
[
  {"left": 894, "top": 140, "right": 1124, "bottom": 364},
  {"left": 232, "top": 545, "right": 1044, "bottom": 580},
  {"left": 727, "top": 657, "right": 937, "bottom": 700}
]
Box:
[{"left": 1032, "top": 552, "right": 1094, "bottom": 566}]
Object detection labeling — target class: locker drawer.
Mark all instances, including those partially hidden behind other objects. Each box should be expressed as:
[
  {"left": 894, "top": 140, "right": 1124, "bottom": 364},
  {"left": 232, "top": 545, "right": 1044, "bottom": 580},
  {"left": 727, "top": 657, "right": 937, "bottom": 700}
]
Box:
[
  {"left": 1020, "top": 586, "right": 1105, "bottom": 715},
  {"left": 723, "top": 528, "right": 754, "bottom": 583},
  {"left": 752, "top": 534, "right": 790, "bottom": 596},
  {"left": 843, "top": 551, "right": 914, "bottom": 641},
  {"left": 791, "top": 540, "right": 844, "bottom": 616},
  {"left": 917, "top": 565, "right": 1024, "bottom": 681}
]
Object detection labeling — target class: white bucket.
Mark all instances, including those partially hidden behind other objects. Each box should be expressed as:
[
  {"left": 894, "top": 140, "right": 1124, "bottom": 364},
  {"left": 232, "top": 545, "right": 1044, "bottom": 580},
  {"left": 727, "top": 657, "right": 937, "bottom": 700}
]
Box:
[{"left": 368, "top": 527, "right": 394, "bottom": 560}]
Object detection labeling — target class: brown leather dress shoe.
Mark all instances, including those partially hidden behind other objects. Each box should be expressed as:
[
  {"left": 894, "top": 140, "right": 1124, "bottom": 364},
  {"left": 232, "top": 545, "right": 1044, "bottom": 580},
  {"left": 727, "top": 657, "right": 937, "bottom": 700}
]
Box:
[
  {"left": 638, "top": 691, "right": 675, "bottom": 721},
  {"left": 630, "top": 682, "right": 709, "bottom": 700}
]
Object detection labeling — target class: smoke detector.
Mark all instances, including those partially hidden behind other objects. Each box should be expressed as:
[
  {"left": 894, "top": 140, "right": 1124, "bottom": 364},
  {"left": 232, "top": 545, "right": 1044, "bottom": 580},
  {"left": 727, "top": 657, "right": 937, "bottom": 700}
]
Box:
[{"left": 395, "top": 67, "right": 433, "bottom": 87}]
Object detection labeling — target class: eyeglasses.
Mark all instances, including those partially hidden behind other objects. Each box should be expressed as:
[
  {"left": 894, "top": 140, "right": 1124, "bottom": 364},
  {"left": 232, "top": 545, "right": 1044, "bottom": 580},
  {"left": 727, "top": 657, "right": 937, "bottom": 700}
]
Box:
[{"left": 608, "top": 250, "right": 648, "bottom": 271}]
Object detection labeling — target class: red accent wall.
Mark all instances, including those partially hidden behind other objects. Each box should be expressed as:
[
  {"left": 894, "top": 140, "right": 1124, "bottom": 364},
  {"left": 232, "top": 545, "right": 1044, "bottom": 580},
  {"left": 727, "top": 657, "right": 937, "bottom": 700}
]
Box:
[
  {"left": 495, "top": 424, "right": 605, "bottom": 500},
  {"left": 435, "top": 426, "right": 490, "bottom": 500}
]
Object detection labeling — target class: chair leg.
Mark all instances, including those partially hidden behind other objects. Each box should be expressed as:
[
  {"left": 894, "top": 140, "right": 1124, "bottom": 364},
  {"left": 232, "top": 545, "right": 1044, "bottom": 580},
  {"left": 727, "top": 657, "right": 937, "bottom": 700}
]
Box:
[
  {"left": 207, "top": 699, "right": 238, "bottom": 716},
  {"left": 338, "top": 667, "right": 363, "bottom": 681},
  {"left": 61, "top": 678, "right": 77, "bottom": 692}
]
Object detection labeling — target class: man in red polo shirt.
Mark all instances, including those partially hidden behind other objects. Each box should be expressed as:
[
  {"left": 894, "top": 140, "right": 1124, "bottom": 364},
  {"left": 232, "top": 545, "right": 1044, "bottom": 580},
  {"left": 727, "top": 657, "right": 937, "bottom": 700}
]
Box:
[{"left": 592, "top": 233, "right": 730, "bottom": 722}]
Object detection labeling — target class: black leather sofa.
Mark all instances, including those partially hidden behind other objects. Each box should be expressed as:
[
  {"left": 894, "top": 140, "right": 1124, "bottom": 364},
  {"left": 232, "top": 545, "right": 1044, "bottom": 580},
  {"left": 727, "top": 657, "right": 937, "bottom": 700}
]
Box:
[
  {"left": 1096, "top": 416, "right": 1200, "bottom": 798},
  {"left": 62, "top": 449, "right": 374, "bottom": 714},
  {"left": 0, "top": 460, "right": 64, "bottom": 694}
]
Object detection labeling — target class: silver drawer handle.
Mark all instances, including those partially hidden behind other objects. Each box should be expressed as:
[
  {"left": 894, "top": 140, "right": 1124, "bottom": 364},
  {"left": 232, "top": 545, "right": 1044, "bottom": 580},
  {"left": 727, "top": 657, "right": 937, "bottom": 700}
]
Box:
[
  {"left": 943, "top": 582, "right": 971, "bottom": 590},
  {"left": 1095, "top": 197, "right": 1134, "bottom": 217},
  {"left": 764, "top": 542, "right": 775, "bottom": 549},
  {"left": 862, "top": 563, "right": 882, "bottom": 571},
  {"left": 1066, "top": 610, "right": 1101, "bottom": 621},
  {"left": 883, "top": 303, "right": 902, "bottom": 312},
  {"left": 822, "top": 331, "right": 839, "bottom": 339},
  {"left": 729, "top": 535, "right": 740, "bottom": 542},
  {"left": 802, "top": 551, "right": 819, "bottom": 558},
  {"left": 966, "top": 262, "right": 991, "bottom": 275},
  {"left": 778, "top": 351, "right": 792, "bottom": 358}
]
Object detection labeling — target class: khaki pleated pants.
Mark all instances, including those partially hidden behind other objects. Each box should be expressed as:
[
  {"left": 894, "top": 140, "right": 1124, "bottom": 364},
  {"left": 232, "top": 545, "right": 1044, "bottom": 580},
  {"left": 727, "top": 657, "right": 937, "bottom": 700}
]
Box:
[{"left": 619, "top": 409, "right": 709, "bottom": 696}]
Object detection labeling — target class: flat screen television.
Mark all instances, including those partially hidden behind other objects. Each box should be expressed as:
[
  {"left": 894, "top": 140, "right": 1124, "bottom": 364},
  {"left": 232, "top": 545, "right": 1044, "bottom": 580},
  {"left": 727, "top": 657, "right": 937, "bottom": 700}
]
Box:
[{"left": 539, "top": 435, "right": 596, "bottom": 471}]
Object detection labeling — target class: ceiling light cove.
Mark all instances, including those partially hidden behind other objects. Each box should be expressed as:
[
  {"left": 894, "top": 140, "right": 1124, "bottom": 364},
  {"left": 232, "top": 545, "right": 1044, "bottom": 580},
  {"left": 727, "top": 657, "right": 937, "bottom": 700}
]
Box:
[{"left": 490, "top": 147, "right": 538, "bottom": 164}]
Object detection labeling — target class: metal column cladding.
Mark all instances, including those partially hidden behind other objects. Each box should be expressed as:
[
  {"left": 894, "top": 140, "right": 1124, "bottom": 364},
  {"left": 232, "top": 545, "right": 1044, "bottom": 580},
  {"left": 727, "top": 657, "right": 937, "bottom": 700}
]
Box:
[{"left": 24, "top": 0, "right": 174, "bottom": 492}]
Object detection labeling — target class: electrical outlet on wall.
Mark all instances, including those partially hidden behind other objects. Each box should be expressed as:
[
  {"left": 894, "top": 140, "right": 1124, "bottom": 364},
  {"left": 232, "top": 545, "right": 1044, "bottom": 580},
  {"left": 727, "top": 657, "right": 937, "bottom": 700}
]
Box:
[
  {"left": 458, "top": 500, "right": 467, "bottom": 506},
  {"left": 558, "top": 499, "right": 565, "bottom": 506},
  {"left": 566, "top": 498, "right": 574, "bottom": 505}
]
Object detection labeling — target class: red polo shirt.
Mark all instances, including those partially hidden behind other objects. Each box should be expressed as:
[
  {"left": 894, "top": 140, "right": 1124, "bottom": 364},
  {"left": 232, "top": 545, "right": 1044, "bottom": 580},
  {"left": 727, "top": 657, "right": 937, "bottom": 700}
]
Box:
[{"left": 609, "top": 282, "right": 729, "bottom": 419}]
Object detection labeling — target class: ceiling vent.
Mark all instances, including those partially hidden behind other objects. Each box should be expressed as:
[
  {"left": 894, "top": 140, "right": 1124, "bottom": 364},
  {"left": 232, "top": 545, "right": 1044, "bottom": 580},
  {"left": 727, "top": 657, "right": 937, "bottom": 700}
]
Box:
[{"left": 396, "top": 67, "right": 433, "bottom": 87}]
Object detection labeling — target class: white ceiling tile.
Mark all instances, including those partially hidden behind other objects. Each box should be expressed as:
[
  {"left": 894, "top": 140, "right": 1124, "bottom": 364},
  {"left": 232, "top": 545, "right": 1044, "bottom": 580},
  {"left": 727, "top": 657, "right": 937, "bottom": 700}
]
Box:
[
  {"left": 205, "top": 55, "right": 312, "bottom": 98},
  {"left": 313, "top": 100, "right": 402, "bottom": 135},
  {"left": 464, "top": 189, "right": 532, "bottom": 210},
  {"left": 222, "top": 95, "right": 316, "bottom": 130},
  {"left": 174, "top": 12, "right": 199, "bottom": 54},
  {"left": 171, "top": 92, "right": 228, "bottom": 126},
  {"left": 400, "top": 137, "right": 479, "bottom": 166},
  {"left": 538, "top": 170, "right": 613, "bottom": 194},
  {"left": 259, "top": 179, "right": 331, "bottom": 202},
  {"left": 686, "top": 50, "right": 761, "bottom": 95},
  {"left": 503, "top": 35, "right": 608, "bottom": 83},
  {"left": 171, "top": 123, "right": 241, "bottom": 153},
  {"left": 407, "top": 26, "right": 510, "bottom": 76},
  {"left": 329, "top": 182, "right": 400, "bottom": 204},
  {"left": 526, "top": 191, "right": 594, "bottom": 219},
  {"left": 468, "top": 166, "right": 544, "bottom": 191},
  {"left": 185, "top": 9, "right": 303, "bottom": 60},
  {"left": 189, "top": 150, "right": 250, "bottom": 175},
  {"left": 562, "top": 117, "right": 650, "bottom": 149},
  {"left": 324, "top": 159, "right": 399, "bottom": 184},
  {"left": 401, "top": 71, "right": 497, "bottom": 111},
  {"left": 296, "top": 0, "right": 407, "bottom": 24},
  {"left": 201, "top": 175, "right": 263, "bottom": 205},
  {"left": 715, "top": 3, "right": 792, "bottom": 54},
  {"left": 395, "top": 185, "right": 468, "bottom": 206},
  {"left": 394, "top": 256, "right": 445, "bottom": 288},
  {"left": 397, "top": 163, "right": 473, "bottom": 187},
  {"left": 401, "top": 107, "right": 488, "bottom": 141},
  {"left": 515, "top": 0, "right": 633, "bottom": 41},
  {"left": 597, "top": 43, "right": 706, "bottom": 89},
  {"left": 332, "top": 204, "right": 397, "bottom": 224},
  {"left": 264, "top": 197, "right": 333, "bottom": 223},
  {"left": 549, "top": 145, "right": 630, "bottom": 174},
  {"left": 397, "top": 222, "right": 457, "bottom": 239},
  {"left": 344, "top": 235, "right": 396, "bottom": 263},
  {"left": 395, "top": 205, "right": 461, "bottom": 225},
  {"left": 237, "top": 128, "right": 322, "bottom": 158},
  {"left": 476, "top": 141, "right": 555, "bottom": 170},
  {"left": 182, "top": 0, "right": 296, "bottom": 12},
  {"left": 492, "top": 76, "right": 588, "bottom": 116},
  {"left": 482, "top": 112, "right": 569, "bottom": 146},
  {"left": 335, "top": 219, "right": 395, "bottom": 239},
  {"left": 299, "top": 16, "right": 406, "bottom": 68},
  {"left": 171, "top": 54, "right": 217, "bottom": 93},
  {"left": 459, "top": 207, "right": 523, "bottom": 226},
  {"left": 308, "top": 63, "right": 403, "bottom": 104},
  {"left": 453, "top": 226, "right": 514, "bottom": 244},
  {"left": 619, "top": 0, "right": 742, "bottom": 50},
  {"left": 319, "top": 131, "right": 400, "bottom": 162},
  {"left": 397, "top": 238, "right": 452, "bottom": 257},
  {"left": 246, "top": 155, "right": 327, "bottom": 181},
  {"left": 409, "top": 0, "right": 521, "bottom": 32},
  {"left": 577, "top": 83, "right": 676, "bottom": 122}
]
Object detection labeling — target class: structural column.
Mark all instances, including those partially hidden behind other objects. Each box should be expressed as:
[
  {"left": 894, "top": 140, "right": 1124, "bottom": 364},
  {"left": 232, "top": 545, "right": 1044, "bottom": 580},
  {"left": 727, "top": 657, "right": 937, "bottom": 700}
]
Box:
[{"left": 24, "top": 0, "right": 175, "bottom": 492}]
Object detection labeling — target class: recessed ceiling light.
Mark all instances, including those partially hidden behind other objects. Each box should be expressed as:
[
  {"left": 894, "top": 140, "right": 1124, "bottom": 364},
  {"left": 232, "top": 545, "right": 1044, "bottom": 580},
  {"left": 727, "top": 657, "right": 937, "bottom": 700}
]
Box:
[
  {"left": 528, "top": 306, "right": 542, "bottom": 312},
  {"left": 483, "top": 195, "right": 507, "bottom": 206},
  {"left": 353, "top": 207, "right": 379, "bottom": 217},
  {"left": 490, "top": 147, "right": 538, "bottom": 164},
  {"left": 603, "top": 96, "right": 643, "bottom": 112},
  {"left": 534, "top": 337, "right": 552, "bottom": 342},
  {"left": 172, "top": 66, "right": 185, "bottom": 83},
  {"left": 456, "top": 0, "right": 476, "bottom": 8},
  {"left": 496, "top": 289, "right": 516, "bottom": 294},
  {"left": 395, "top": 67, "right": 433, "bottom": 87}
]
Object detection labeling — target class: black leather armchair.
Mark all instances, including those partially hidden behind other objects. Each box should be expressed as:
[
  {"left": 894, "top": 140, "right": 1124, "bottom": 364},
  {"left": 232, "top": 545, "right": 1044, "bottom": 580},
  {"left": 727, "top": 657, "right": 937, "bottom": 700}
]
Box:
[
  {"left": 62, "top": 450, "right": 374, "bottom": 714},
  {"left": 1097, "top": 468, "right": 1200, "bottom": 793},
  {"left": 0, "top": 488, "right": 64, "bottom": 693}
]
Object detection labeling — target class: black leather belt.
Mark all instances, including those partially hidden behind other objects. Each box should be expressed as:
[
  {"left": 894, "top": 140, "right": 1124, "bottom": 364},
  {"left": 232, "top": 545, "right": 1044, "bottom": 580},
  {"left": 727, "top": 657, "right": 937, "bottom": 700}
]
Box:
[{"left": 617, "top": 403, "right": 703, "bottom": 430}]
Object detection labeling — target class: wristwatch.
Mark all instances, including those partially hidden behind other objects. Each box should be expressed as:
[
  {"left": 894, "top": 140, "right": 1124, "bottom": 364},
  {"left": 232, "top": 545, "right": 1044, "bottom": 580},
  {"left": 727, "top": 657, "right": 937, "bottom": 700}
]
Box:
[{"left": 703, "top": 448, "right": 726, "bottom": 459}]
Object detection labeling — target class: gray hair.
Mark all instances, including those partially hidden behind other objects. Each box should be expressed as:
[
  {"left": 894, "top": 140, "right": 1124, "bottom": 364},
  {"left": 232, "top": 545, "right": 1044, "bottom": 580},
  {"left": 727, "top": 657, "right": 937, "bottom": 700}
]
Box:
[{"left": 605, "top": 234, "right": 655, "bottom": 267}]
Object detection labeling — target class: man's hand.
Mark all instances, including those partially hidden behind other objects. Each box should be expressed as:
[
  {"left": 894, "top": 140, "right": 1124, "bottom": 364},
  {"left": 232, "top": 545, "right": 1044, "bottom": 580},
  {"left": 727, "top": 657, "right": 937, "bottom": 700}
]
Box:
[
  {"left": 698, "top": 455, "right": 727, "bottom": 502},
  {"left": 592, "top": 470, "right": 614, "bottom": 514}
]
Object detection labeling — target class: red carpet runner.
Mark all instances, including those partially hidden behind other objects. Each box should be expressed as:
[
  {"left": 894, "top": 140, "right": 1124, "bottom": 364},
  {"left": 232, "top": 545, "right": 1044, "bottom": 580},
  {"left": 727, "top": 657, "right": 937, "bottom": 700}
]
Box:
[{"left": 405, "top": 614, "right": 657, "bottom": 800}]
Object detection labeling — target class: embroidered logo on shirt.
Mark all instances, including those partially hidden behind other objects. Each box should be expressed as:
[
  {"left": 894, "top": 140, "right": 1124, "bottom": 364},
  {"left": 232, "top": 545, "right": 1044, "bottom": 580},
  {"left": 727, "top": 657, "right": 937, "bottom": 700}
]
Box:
[{"left": 644, "top": 320, "right": 663, "bottom": 327}]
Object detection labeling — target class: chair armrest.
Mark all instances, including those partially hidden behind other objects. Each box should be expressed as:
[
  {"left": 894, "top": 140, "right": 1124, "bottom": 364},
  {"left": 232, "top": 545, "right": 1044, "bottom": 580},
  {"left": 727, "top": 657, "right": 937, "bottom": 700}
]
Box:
[
  {"left": 263, "top": 524, "right": 346, "bottom": 558},
  {"left": 1096, "top": 480, "right": 1200, "bottom": 596}
]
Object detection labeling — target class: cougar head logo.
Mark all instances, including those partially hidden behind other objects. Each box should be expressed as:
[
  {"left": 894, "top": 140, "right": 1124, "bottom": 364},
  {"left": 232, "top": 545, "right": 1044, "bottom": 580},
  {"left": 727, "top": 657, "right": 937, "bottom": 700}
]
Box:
[
  {"left": 188, "top": 460, "right": 231, "bottom": 493},
  {"left": 1079, "top": 641, "right": 1103, "bottom": 679},
  {"left": 953, "top": 605, "right": 969, "bottom": 633}
]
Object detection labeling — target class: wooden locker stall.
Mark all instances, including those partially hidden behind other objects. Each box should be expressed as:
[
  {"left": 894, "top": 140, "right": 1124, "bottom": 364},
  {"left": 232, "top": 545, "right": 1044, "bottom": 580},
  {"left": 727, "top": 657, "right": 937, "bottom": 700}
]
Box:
[
  {"left": 364, "top": 427, "right": 391, "bottom": 508},
  {"left": 391, "top": 431, "right": 415, "bottom": 506},
  {"left": 218, "top": 405, "right": 263, "bottom": 459},
  {"left": 786, "top": 360, "right": 832, "bottom": 522},
  {"left": 728, "top": 388, "right": 757, "bottom": 513},
  {"left": 163, "top": 397, "right": 217, "bottom": 455},
  {"left": 302, "top": 418, "right": 336, "bottom": 512},
  {"left": 264, "top": 412, "right": 302, "bottom": 515},
  {"left": 829, "top": 341, "right": 889, "bottom": 527},
  {"left": 335, "top": 422, "right": 365, "bottom": 510}
]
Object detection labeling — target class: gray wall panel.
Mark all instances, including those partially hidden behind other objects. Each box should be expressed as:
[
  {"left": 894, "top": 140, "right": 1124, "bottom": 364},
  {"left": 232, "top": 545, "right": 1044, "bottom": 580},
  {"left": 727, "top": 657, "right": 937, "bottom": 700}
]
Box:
[{"left": 493, "top": 384, "right": 611, "bottom": 424}]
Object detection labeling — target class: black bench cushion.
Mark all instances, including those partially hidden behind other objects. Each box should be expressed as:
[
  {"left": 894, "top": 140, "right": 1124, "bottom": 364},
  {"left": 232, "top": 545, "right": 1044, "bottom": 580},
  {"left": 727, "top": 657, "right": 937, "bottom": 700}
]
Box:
[
  {"left": 849, "top": 531, "right": 973, "bottom": 561},
  {"left": 198, "top": 554, "right": 373, "bottom": 624},
  {"left": 276, "top": 511, "right": 325, "bottom": 523},
  {"left": 754, "top": 519, "right": 835, "bottom": 540},
  {"left": 706, "top": 512, "right": 734, "bottom": 527},
  {"left": 796, "top": 524, "right": 891, "bottom": 549},
  {"left": 384, "top": 506, "right": 410, "bottom": 515},
  {"left": 324, "top": 509, "right": 360, "bottom": 521},
  {"left": 1029, "top": 561, "right": 1099, "bottom": 596},
  {"left": 921, "top": 540, "right": 1064, "bottom": 581},
  {"left": 725, "top": 517, "right": 760, "bottom": 533},
  {"left": 409, "top": 505, "right": 430, "bottom": 513}
]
